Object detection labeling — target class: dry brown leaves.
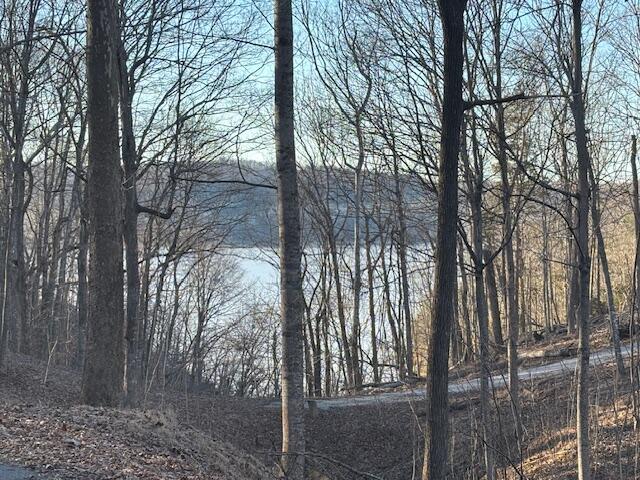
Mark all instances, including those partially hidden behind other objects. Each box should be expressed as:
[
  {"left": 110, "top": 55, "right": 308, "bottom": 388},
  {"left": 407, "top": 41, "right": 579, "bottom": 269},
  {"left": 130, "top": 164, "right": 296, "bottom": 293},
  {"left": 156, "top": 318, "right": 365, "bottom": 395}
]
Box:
[{"left": 0, "top": 403, "right": 271, "bottom": 479}]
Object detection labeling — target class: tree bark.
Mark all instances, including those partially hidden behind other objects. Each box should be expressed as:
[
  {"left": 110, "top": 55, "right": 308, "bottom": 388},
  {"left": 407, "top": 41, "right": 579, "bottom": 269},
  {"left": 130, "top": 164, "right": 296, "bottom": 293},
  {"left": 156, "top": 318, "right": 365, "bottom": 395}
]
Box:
[
  {"left": 484, "top": 250, "right": 503, "bottom": 347},
  {"left": 365, "top": 216, "right": 380, "bottom": 384},
  {"left": 570, "top": 2, "right": 592, "bottom": 478},
  {"left": 75, "top": 182, "right": 88, "bottom": 369},
  {"left": 422, "top": 2, "right": 466, "bottom": 478},
  {"left": 82, "top": 0, "right": 126, "bottom": 407},
  {"left": 275, "top": 0, "right": 305, "bottom": 477},
  {"left": 328, "top": 235, "right": 354, "bottom": 386},
  {"left": 381, "top": 238, "right": 403, "bottom": 376},
  {"left": 458, "top": 240, "right": 473, "bottom": 361},
  {"left": 7, "top": 155, "right": 26, "bottom": 356},
  {"left": 465, "top": 118, "right": 496, "bottom": 479},
  {"left": 492, "top": 8, "right": 522, "bottom": 447},
  {"left": 561, "top": 131, "right": 578, "bottom": 335},
  {"left": 116, "top": 27, "right": 143, "bottom": 405},
  {"left": 3, "top": 11, "right": 37, "bottom": 359},
  {"left": 474, "top": 247, "right": 495, "bottom": 480},
  {"left": 351, "top": 163, "right": 363, "bottom": 388},
  {"left": 588, "top": 166, "right": 624, "bottom": 377},
  {"left": 0, "top": 165, "right": 9, "bottom": 367},
  {"left": 393, "top": 157, "right": 413, "bottom": 377},
  {"left": 631, "top": 136, "right": 640, "bottom": 314}
]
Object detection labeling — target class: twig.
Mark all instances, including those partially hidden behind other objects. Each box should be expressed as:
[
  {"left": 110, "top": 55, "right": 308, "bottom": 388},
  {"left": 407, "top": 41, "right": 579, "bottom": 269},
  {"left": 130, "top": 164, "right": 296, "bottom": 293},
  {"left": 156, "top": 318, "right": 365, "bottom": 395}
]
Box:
[{"left": 463, "top": 92, "right": 569, "bottom": 110}]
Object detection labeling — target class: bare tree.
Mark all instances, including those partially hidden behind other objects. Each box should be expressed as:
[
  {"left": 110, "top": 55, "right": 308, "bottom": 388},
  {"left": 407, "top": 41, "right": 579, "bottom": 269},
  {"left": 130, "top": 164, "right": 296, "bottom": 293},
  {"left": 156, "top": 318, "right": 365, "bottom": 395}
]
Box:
[
  {"left": 422, "top": 1, "right": 467, "bottom": 478},
  {"left": 275, "top": 0, "right": 305, "bottom": 478},
  {"left": 570, "top": 1, "right": 592, "bottom": 477},
  {"left": 81, "top": 0, "right": 126, "bottom": 406}
]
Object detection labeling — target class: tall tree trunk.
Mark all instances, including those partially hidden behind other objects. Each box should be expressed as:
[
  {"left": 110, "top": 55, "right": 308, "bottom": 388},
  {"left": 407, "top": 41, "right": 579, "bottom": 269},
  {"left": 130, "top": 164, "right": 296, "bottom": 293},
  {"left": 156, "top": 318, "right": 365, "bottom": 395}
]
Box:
[
  {"left": 0, "top": 0, "right": 39, "bottom": 364},
  {"left": 492, "top": 8, "right": 522, "bottom": 447},
  {"left": 0, "top": 164, "right": 10, "bottom": 367},
  {"left": 562, "top": 132, "right": 578, "bottom": 334},
  {"left": 0, "top": 121, "right": 7, "bottom": 366},
  {"left": 484, "top": 250, "right": 504, "bottom": 347},
  {"left": 458, "top": 241, "right": 473, "bottom": 361},
  {"left": 473, "top": 242, "right": 495, "bottom": 480},
  {"left": 138, "top": 224, "right": 153, "bottom": 376},
  {"left": 351, "top": 164, "right": 363, "bottom": 388},
  {"left": 461, "top": 94, "right": 498, "bottom": 475},
  {"left": 71, "top": 113, "right": 88, "bottom": 369},
  {"left": 303, "top": 305, "right": 315, "bottom": 398},
  {"left": 7, "top": 155, "right": 26, "bottom": 355},
  {"left": 393, "top": 157, "right": 413, "bottom": 377},
  {"left": 631, "top": 136, "right": 640, "bottom": 314},
  {"left": 82, "top": 0, "right": 126, "bottom": 407},
  {"left": 328, "top": 236, "right": 354, "bottom": 386},
  {"left": 116, "top": 29, "right": 142, "bottom": 405},
  {"left": 75, "top": 187, "right": 88, "bottom": 368},
  {"left": 381, "top": 239, "right": 403, "bottom": 376},
  {"left": 365, "top": 216, "right": 380, "bottom": 384},
  {"left": 322, "top": 297, "right": 332, "bottom": 397},
  {"left": 588, "top": 166, "right": 624, "bottom": 376},
  {"left": 5, "top": 16, "right": 36, "bottom": 358},
  {"left": 190, "top": 311, "right": 205, "bottom": 388},
  {"left": 422, "top": 2, "right": 466, "bottom": 478},
  {"left": 0, "top": 154, "right": 25, "bottom": 366},
  {"left": 465, "top": 118, "right": 496, "bottom": 479},
  {"left": 450, "top": 280, "right": 462, "bottom": 364},
  {"left": 275, "top": 1, "right": 305, "bottom": 477},
  {"left": 313, "top": 308, "right": 322, "bottom": 397},
  {"left": 570, "top": 2, "right": 592, "bottom": 478},
  {"left": 321, "top": 245, "right": 332, "bottom": 397}
]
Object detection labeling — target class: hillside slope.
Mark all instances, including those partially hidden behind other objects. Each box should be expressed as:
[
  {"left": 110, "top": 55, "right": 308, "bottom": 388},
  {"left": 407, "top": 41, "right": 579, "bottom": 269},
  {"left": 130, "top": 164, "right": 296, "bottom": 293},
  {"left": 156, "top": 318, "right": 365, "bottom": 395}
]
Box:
[
  {"left": 0, "top": 355, "right": 270, "bottom": 480},
  {"left": 1, "top": 335, "right": 637, "bottom": 479}
]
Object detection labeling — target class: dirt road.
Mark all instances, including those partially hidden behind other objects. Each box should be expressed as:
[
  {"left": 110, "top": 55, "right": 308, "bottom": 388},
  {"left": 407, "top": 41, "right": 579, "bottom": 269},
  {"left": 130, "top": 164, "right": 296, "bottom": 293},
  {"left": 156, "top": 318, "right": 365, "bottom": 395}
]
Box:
[{"left": 303, "top": 341, "right": 637, "bottom": 410}]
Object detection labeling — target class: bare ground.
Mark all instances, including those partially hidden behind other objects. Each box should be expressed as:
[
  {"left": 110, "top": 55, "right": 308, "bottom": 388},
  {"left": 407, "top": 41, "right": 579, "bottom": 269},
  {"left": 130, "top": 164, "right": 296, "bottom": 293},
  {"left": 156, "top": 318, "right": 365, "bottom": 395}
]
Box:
[
  {"left": 1, "top": 324, "right": 639, "bottom": 479},
  {"left": 0, "top": 355, "right": 271, "bottom": 480}
]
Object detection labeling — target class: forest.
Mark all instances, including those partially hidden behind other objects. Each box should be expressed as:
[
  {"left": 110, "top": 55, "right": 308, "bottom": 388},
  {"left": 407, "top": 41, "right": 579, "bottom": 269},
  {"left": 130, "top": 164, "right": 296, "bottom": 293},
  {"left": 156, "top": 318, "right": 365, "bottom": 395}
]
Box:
[{"left": 2, "top": 0, "right": 640, "bottom": 479}]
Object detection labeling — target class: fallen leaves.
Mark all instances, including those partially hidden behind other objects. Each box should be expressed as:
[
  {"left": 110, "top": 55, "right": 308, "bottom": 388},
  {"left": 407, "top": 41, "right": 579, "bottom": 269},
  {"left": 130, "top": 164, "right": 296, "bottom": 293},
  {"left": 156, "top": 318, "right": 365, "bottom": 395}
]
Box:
[{"left": 0, "top": 404, "right": 270, "bottom": 480}]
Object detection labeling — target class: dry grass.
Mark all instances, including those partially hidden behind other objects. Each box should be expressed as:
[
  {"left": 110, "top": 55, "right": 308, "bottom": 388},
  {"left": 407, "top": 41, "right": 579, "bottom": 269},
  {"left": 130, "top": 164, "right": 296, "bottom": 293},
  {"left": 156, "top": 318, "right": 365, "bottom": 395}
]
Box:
[{"left": 512, "top": 369, "right": 640, "bottom": 479}]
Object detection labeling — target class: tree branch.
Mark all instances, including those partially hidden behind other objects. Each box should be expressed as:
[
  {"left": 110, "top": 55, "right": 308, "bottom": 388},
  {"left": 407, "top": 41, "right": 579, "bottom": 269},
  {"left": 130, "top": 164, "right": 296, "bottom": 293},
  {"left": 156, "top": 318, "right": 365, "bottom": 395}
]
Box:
[
  {"left": 172, "top": 175, "right": 277, "bottom": 190},
  {"left": 463, "top": 92, "right": 569, "bottom": 110},
  {"left": 136, "top": 203, "right": 174, "bottom": 219}
]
